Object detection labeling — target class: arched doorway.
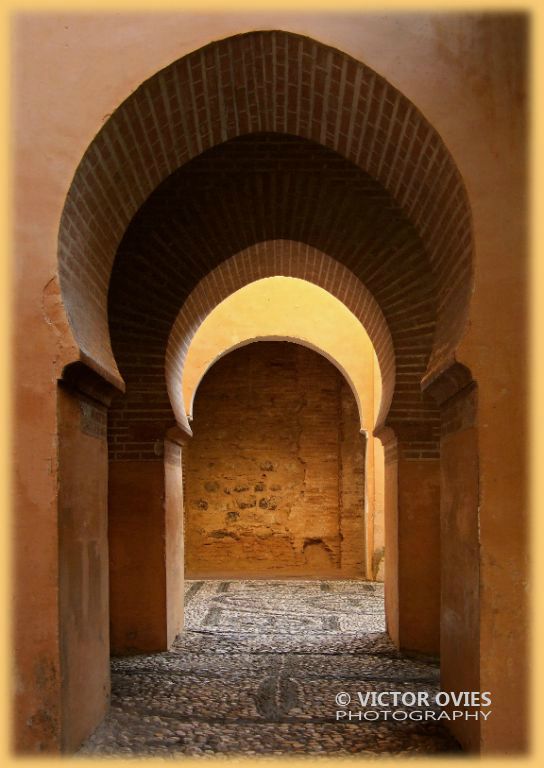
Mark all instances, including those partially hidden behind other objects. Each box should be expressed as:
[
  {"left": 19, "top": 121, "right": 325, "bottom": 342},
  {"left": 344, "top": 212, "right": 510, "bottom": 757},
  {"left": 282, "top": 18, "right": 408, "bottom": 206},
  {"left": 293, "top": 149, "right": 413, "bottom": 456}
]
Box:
[
  {"left": 52, "top": 30, "right": 476, "bottom": 753},
  {"left": 180, "top": 276, "right": 386, "bottom": 582}
]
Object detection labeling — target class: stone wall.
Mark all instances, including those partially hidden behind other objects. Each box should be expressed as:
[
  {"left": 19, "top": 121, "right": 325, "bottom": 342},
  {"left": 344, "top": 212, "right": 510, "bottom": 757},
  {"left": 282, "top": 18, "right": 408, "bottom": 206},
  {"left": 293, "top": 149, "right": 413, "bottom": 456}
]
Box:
[{"left": 184, "top": 342, "right": 366, "bottom": 579}]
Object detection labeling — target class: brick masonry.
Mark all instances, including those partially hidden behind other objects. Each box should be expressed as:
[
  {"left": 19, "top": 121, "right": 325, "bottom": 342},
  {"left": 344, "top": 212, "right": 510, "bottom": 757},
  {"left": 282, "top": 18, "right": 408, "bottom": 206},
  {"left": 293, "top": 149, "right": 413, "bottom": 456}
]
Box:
[
  {"left": 106, "top": 135, "right": 442, "bottom": 461},
  {"left": 166, "top": 241, "right": 395, "bottom": 436},
  {"left": 58, "top": 31, "right": 473, "bottom": 465},
  {"left": 184, "top": 342, "right": 366, "bottom": 579},
  {"left": 59, "top": 30, "right": 472, "bottom": 400}
]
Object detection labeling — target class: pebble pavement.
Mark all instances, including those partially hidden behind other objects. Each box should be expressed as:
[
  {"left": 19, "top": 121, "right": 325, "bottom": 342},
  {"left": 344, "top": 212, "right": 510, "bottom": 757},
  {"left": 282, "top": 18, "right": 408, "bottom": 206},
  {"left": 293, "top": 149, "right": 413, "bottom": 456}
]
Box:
[{"left": 78, "top": 580, "right": 460, "bottom": 757}]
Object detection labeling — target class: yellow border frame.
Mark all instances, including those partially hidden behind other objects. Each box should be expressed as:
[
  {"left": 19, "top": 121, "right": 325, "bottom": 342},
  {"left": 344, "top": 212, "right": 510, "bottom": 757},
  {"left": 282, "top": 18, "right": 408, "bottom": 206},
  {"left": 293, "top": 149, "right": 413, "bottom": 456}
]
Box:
[{"left": 2, "top": 2, "right": 540, "bottom": 766}]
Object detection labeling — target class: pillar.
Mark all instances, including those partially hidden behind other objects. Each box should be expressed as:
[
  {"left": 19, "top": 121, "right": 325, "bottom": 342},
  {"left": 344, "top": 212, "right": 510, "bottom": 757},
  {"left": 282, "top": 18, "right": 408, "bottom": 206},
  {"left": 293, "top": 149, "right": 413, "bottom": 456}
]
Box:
[
  {"left": 57, "top": 363, "right": 117, "bottom": 751},
  {"left": 378, "top": 425, "right": 441, "bottom": 656},
  {"left": 425, "top": 362, "right": 481, "bottom": 751},
  {"left": 108, "top": 428, "right": 186, "bottom": 654}
]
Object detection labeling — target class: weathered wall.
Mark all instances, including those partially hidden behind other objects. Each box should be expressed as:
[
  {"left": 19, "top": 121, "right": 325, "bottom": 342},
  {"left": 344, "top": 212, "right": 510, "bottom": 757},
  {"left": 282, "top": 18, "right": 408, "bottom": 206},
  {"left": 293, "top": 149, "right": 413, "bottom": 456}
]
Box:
[
  {"left": 372, "top": 448, "right": 385, "bottom": 580},
  {"left": 164, "top": 440, "right": 185, "bottom": 645},
  {"left": 368, "top": 359, "right": 385, "bottom": 581},
  {"left": 185, "top": 342, "right": 365, "bottom": 579},
  {"left": 381, "top": 430, "right": 440, "bottom": 656},
  {"left": 57, "top": 386, "right": 110, "bottom": 751},
  {"left": 440, "top": 384, "right": 480, "bottom": 750},
  {"left": 108, "top": 461, "right": 168, "bottom": 654},
  {"left": 109, "top": 447, "right": 185, "bottom": 654},
  {"left": 449, "top": 19, "right": 528, "bottom": 753},
  {"left": 383, "top": 434, "right": 399, "bottom": 645},
  {"left": 397, "top": 458, "right": 441, "bottom": 655}
]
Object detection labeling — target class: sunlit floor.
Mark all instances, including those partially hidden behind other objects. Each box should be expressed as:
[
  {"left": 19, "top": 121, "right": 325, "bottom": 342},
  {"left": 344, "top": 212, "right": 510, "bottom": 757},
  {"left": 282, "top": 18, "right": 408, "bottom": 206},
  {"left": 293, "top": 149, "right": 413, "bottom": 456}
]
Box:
[{"left": 79, "top": 580, "right": 460, "bottom": 757}]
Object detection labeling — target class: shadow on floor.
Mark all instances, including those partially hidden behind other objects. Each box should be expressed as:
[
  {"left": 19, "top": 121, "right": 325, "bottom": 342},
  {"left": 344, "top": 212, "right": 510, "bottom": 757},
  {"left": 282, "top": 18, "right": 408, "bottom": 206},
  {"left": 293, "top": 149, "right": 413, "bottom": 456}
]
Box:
[{"left": 79, "top": 580, "right": 461, "bottom": 757}]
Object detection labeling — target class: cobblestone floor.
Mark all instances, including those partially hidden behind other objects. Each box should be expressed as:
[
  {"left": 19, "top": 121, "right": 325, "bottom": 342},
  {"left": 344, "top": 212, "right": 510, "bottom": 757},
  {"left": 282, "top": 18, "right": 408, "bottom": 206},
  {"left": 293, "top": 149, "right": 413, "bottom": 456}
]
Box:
[{"left": 78, "top": 580, "right": 461, "bottom": 757}]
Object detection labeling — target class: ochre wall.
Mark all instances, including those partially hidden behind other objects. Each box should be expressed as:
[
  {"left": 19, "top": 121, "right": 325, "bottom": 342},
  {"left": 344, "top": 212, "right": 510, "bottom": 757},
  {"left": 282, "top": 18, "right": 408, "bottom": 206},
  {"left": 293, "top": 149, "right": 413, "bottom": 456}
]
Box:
[
  {"left": 183, "top": 277, "right": 380, "bottom": 428},
  {"left": 185, "top": 342, "right": 365, "bottom": 579},
  {"left": 57, "top": 386, "right": 110, "bottom": 752},
  {"left": 370, "top": 362, "right": 385, "bottom": 581},
  {"left": 109, "top": 448, "right": 185, "bottom": 655},
  {"left": 372, "top": 374, "right": 386, "bottom": 581},
  {"left": 383, "top": 435, "right": 399, "bottom": 645},
  {"left": 164, "top": 440, "right": 185, "bottom": 645},
  {"left": 397, "top": 458, "right": 441, "bottom": 655},
  {"left": 440, "top": 385, "right": 480, "bottom": 751},
  {"left": 108, "top": 461, "right": 168, "bottom": 654},
  {"left": 441, "top": 21, "right": 527, "bottom": 751},
  {"left": 381, "top": 432, "right": 440, "bottom": 657}
]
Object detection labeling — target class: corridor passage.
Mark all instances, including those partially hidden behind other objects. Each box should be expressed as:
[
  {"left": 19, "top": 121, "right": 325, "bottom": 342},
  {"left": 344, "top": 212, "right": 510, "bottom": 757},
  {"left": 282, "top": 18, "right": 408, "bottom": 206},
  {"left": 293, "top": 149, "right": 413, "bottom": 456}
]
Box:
[{"left": 79, "top": 581, "right": 460, "bottom": 757}]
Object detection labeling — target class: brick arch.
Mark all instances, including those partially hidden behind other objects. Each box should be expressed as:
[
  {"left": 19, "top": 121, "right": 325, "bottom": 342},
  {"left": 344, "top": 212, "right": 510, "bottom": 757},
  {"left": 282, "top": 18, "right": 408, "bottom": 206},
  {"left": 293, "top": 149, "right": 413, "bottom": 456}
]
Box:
[
  {"left": 165, "top": 241, "right": 394, "bottom": 434},
  {"left": 188, "top": 336, "right": 368, "bottom": 433},
  {"left": 58, "top": 29, "right": 472, "bottom": 394},
  {"left": 108, "top": 131, "right": 442, "bottom": 460}
]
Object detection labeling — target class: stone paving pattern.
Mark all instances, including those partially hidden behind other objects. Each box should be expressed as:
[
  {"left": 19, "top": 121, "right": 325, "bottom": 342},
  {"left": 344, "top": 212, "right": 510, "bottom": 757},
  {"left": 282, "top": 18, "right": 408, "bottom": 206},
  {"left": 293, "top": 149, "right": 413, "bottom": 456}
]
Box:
[{"left": 79, "top": 580, "right": 460, "bottom": 757}]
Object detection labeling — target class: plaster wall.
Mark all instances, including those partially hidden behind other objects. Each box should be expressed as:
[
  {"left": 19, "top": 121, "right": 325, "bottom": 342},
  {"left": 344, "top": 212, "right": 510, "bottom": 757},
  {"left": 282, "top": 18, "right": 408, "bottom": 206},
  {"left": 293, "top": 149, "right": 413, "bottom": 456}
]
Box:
[
  {"left": 12, "top": 13, "right": 527, "bottom": 753},
  {"left": 383, "top": 442, "right": 399, "bottom": 645},
  {"left": 57, "top": 386, "right": 110, "bottom": 752},
  {"left": 164, "top": 441, "right": 185, "bottom": 645},
  {"left": 109, "top": 449, "right": 185, "bottom": 655},
  {"left": 370, "top": 362, "right": 385, "bottom": 581},
  {"left": 382, "top": 438, "right": 440, "bottom": 656},
  {"left": 397, "top": 458, "right": 441, "bottom": 655},
  {"left": 372, "top": 446, "right": 385, "bottom": 581},
  {"left": 183, "top": 277, "right": 380, "bottom": 429},
  {"left": 108, "top": 461, "right": 168, "bottom": 654},
  {"left": 440, "top": 388, "right": 480, "bottom": 750}
]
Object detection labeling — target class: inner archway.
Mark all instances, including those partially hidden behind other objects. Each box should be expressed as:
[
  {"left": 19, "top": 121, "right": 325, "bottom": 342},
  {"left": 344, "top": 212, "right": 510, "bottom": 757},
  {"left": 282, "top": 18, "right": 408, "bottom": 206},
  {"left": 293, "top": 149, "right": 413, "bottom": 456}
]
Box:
[
  {"left": 183, "top": 276, "right": 382, "bottom": 431},
  {"left": 58, "top": 31, "right": 473, "bottom": 394},
  {"left": 51, "top": 28, "right": 477, "bottom": 756},
  {"left": 184, "top": 341, "right": 367, "bottom": 580},
  {"left": 166, "top": 242, "right": 393, "bottom": 437},
  {"left": 182, "top": 276, "right": 386, "bottom": 581}
]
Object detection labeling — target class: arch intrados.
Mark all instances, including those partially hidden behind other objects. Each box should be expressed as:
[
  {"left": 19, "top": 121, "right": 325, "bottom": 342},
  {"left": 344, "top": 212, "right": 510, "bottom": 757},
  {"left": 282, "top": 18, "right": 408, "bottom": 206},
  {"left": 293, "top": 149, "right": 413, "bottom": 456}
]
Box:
[
  {"left": 189, "top": 336, "right": 367, "bottom": 433},
  {"left": 165, "top": 240, "right": 394, "bottom": 436},
  {"left": 59, "top": 29, "right": 473, "bottom": 396}
]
